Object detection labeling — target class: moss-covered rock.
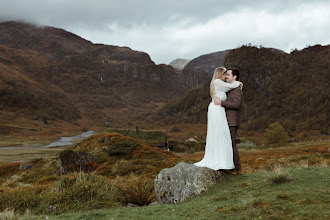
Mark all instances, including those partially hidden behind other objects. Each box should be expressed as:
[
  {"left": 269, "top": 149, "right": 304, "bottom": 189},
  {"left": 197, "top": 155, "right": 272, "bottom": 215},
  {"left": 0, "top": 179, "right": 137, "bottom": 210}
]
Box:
[{"left": 154, "top": 162, "right": 224, "bottom": 204}]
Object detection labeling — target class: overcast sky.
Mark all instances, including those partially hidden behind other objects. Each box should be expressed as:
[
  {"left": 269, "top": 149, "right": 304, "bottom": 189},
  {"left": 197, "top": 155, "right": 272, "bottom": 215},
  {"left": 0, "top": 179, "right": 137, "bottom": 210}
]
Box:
[{"left": 0, "top": 0, "right": 329, "bottom": 64}]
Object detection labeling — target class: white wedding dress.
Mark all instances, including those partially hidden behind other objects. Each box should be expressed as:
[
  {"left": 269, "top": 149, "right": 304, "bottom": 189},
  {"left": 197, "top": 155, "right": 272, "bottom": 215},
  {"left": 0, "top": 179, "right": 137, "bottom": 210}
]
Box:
[{"left": 194, "top": 79, "right": 240, "bottom": 170}]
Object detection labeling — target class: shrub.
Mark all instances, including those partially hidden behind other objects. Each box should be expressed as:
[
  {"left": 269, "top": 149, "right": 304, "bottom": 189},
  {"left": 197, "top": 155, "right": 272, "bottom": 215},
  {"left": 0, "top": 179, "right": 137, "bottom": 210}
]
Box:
[
  {"left": 264, "top": 122, "right": 289, "bottom": 147},
  {"left": 106, "top": 140, "right": 140, "bottom": 156}
]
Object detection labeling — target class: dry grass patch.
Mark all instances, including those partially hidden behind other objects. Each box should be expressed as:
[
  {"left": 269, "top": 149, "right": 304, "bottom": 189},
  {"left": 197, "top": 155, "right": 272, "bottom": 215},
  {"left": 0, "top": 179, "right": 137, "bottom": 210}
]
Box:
[
  {"left": 115, "top": 174, "right": 156, "bottom": 206},
  {"left": 265, "top": 165, "right": 293, "bottom": 185}
]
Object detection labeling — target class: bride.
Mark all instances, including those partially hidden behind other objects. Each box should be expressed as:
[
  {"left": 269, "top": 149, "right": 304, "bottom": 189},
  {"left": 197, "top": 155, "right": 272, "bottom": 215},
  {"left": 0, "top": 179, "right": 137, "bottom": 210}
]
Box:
[{"left": 194, "top": 67, "right": 240, "bottom": 170}]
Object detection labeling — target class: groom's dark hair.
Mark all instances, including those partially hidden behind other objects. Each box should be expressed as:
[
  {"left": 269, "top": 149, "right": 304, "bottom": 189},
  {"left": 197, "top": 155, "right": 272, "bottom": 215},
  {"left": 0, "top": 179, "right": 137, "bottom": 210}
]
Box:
[{"left": 228, "top": 68, "right": 240, "bottom": 81}]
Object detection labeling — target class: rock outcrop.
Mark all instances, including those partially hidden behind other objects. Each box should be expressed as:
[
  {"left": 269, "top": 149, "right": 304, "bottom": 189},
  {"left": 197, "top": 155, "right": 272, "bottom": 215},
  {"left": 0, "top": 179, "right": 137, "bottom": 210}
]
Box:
[
  {"left": 19, "top": 163, "right": 32, "bottom": 171},
  {"left": 154, "top": 162, "right": 224, "bottom": 204},
  {"left": 179, "top": 50, "right": 230, "bottom": 88},
  {"left": 169, "top": 58, "right": 191, "bottom": 71},
  {"left": 58, "top": 150, "right": 95, "bottom": 175},
  {"left": 184, "top": 50, "right": 230, "bottom": 76}
]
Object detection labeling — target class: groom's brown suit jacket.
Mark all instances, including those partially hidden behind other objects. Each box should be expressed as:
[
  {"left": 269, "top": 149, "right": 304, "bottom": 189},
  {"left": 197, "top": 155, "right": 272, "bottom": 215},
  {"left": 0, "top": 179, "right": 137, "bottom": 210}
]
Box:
[{"left": 221, "top": 86, "right": 243, "bottom": 126}]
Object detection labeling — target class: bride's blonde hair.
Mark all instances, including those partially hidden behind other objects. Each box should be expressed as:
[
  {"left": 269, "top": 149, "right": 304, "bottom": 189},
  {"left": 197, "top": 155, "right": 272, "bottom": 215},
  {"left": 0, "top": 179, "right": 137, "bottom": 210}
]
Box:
[{"left": 210, "top": 67, "right": 226, "bottom": 99}]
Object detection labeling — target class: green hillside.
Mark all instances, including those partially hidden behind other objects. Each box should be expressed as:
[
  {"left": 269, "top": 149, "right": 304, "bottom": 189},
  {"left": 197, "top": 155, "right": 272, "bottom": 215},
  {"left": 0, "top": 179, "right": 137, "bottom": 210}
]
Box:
[{"left": 153, "top": 45, "right": 329, "bottom": 134}]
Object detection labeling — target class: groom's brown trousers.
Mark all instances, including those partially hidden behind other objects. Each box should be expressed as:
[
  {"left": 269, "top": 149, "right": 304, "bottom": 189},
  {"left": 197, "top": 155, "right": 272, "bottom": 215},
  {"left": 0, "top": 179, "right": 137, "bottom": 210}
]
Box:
[{"left": 229, "top": 126, "right": 241, "bottom": 171}]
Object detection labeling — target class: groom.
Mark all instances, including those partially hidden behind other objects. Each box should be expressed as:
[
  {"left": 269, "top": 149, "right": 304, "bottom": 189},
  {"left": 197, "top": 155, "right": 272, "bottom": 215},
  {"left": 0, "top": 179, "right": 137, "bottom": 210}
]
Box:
[{"left": 214, "top": 68, "right": 242, "bottom": 174}]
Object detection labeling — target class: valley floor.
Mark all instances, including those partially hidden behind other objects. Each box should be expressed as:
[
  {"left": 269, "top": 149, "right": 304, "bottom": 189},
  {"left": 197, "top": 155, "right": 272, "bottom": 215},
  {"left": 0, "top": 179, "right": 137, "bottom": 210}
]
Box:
[{"left": 0, "top": 129, "right": 328, "bottom": 219}]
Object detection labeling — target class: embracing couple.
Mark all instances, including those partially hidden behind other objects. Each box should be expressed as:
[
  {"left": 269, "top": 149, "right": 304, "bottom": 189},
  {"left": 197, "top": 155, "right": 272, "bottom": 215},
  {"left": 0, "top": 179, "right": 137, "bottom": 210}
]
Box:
[{"left": 194, "top": 67, "right": 242, "bottom": 175}]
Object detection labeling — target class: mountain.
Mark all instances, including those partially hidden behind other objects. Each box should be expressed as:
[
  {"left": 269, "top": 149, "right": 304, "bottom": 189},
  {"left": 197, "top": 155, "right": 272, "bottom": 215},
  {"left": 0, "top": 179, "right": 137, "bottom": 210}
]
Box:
[
  {"left": 178, "top": 50, "right": 230, "bottom": 89},
  {"left": 152, "top": 45, "right": 329, "bottom": 134},
  {"left": 0, "top": 21, "right": 186, "bottom": 128},
  {"left": 168, "top": 58, "right": 191, "bottom": 71},
  {"left": 1, "top": 21, "right": 328, "bottom": 136},
  {"left": 184, "top": 50, "right": 230, "bottom": 75},
  {"left": 180, "top": 48, "right": 286, "bottom": 88}
]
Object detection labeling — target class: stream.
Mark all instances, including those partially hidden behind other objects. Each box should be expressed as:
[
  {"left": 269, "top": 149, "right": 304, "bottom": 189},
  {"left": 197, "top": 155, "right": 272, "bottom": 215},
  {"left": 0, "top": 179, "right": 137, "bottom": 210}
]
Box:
[{"left": 0, "top": 130, "right": 95, "bottom": 149}]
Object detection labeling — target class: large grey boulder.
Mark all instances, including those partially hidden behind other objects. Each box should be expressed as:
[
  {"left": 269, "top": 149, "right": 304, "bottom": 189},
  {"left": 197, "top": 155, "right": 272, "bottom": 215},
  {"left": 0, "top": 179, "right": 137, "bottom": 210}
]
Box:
[{"left": 154, "top": 162, "right": 224, "bottom": 204}]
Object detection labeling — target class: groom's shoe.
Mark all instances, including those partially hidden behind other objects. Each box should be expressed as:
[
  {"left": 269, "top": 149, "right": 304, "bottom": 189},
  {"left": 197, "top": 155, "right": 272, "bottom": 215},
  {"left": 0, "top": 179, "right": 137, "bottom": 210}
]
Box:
[
  {"left": 222, "top": 170, "right": 237, "bottom": 175},
  {"left": 223, "top": 169, "right": 242, "bottom": 175}
]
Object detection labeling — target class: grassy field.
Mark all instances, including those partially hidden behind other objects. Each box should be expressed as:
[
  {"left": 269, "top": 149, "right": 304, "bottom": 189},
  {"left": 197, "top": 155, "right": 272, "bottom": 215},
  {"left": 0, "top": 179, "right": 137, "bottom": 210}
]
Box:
[
  {"left": 105, "top": 128, "right": 166, "bottom": 145},
  {"left": 0, "top": 130, "right": 329, "bottom": 219},
  {"left": 0, "top": 147, "right": 64, "bottom": 166},
  {"left": 14, "top": 166, "right": 330, "bottom": 220}
]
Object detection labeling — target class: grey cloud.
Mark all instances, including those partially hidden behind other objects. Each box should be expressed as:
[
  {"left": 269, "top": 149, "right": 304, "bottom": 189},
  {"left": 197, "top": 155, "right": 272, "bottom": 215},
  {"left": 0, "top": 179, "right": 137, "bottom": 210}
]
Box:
[
  {"left": 0, "top": 0, "right": 329, "bottom": 64},
  {"left": 1, "top": 0, "right": 325, "bottom": 28}
]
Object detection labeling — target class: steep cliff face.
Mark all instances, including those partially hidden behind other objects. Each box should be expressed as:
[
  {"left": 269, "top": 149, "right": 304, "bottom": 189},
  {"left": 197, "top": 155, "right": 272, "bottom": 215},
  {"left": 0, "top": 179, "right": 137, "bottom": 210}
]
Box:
[
  {"left": 180, "top": 50, "right": 229, "bottom": 88},
  {"left": 184, "top": 50, "right": 230, "bottom": 76},
  {"left": 0, "top": 21, "right": 184, "bottom": 126},
  {"left": 180, "top": 68, "right": 209, "bottom": 88}
]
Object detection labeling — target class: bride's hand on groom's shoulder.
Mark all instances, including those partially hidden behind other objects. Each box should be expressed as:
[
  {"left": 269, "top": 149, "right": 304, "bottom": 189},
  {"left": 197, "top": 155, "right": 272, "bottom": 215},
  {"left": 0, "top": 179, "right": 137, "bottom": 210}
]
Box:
[{"left": 238, "top": 81, "right": 243, "bottom": 90}]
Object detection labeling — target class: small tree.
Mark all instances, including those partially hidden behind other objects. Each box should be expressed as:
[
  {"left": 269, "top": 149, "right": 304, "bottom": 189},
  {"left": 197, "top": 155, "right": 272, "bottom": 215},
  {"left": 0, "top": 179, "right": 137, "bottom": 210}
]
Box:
[{"left": 264, "top": 122, "right": 289, "bottom": 147}]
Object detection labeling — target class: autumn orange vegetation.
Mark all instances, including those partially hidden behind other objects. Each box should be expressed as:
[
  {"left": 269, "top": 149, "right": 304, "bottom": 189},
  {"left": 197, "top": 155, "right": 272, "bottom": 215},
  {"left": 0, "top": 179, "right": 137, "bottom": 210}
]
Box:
[{"left": 182, "top": 142, "right": 329, "bottom": 173}]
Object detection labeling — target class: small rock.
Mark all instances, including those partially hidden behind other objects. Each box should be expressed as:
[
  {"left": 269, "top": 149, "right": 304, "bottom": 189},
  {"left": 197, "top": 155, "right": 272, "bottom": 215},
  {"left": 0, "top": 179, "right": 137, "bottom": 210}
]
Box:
[
  {"left": 126, "top": 203, "right": 139, "bottom": 207},
  {"left": 19, "top": 163, "right": 32, "bottom": 171},
  {"left": 256, "top": 157, "right": 265, "bottom": 161},
  {"left": 148, "top": 201, "right": 158, "bottom": 206},
  {"left": 99, "top": 137, "right": 108, "bottom": 143},
  {"left": 46, "top": 205, "right": 55, "bottom": 212}
]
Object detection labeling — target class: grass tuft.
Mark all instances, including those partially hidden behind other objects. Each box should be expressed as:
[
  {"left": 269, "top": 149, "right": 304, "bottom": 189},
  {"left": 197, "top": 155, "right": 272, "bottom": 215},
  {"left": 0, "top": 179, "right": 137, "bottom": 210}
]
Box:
[
  {"left": 277, "top": 194, "right": 289, "bottom": 200},
  {"left": 265, "top": 165, "right": 293, "bottom": 185},
  {"left": 50, "top": 172, "right": 122, "bottom": 213},
  {"left": 115, "top": 174, "right": 156, "bottom": 206}
]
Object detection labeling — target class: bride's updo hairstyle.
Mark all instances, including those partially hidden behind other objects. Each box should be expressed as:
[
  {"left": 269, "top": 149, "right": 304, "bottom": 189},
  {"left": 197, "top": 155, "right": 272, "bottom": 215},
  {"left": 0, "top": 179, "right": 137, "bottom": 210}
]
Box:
[{"left": 210, "top": 67, "right": 226, "bottom": 99}]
